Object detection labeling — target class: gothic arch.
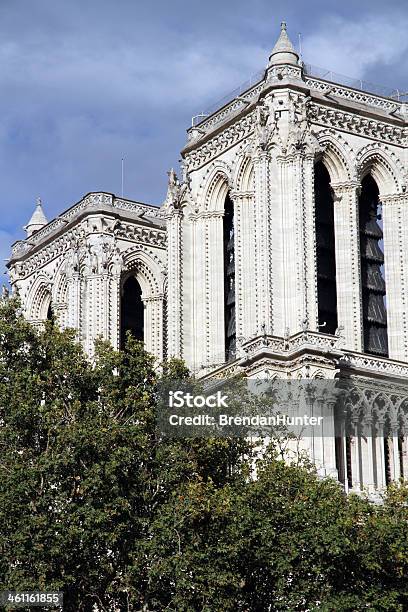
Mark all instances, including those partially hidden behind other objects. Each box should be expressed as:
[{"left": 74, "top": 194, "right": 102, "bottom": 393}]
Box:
[
  {"left": 53, "top": 261, "right": 68, "bottom": 304},
  {"left": 121, "top": 247, "right": 164, "bottom": 298},
  {"left": 197, "top": 161, "right": 233, "bottom": 211},
  {"left": 316, "top": 132, "right": 354, "bottom": 182},
  {"left": 27, "top": 274, "right": 52, "bottom": 320},
  {"left": 356, "top": 144, "right": 402, "bottom": 195},
  {"left": 234, "top": 153, "right": 255, "bottom": 193}
]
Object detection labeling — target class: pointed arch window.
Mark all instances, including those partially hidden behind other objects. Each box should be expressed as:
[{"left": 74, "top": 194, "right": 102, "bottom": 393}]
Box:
[
  {"left": 120, "top": 275, "right": 144, "bottom": 349},
  {"left": 359, "top": 174, "right": 388, "bottom": 357},
  {"left": 314, "top": 161, "right": 338, "bottom": 335},
  {"left": 223, "top": 193, "right": 236, "bottom": 361}
]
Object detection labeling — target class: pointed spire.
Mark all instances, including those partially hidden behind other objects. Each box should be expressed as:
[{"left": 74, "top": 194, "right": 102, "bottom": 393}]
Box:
[
  {"left": 25, "top": 197, "right": 48, "bottom": 237},
  {"left": 268, "top": 21, "right": 299, "bottom": 67}
]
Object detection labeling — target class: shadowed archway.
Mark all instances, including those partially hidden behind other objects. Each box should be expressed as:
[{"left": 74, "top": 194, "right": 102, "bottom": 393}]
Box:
[
  {"left": 120, "top": 275, "right": 144, "bottom": 349},
  {"left": 359, "top": 174, "right": 388, "bottom": 357},
  {"left": 314, "top": 160, "right": 338, "bottom": 335}
]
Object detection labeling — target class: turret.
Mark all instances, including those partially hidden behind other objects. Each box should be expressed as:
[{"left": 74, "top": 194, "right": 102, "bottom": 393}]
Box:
[
  {"left": 24, "top": 197, "right": 48, "bottom": 237},
  {"left": 268, "top": 21, "right": 299, "bottom": 67}
]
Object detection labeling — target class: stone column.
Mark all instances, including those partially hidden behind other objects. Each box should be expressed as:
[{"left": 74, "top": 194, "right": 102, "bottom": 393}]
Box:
[
  {"left": 165, "top": 207, "right": 183, "bottom": 358},
  {"left": 192, "top": 214, "right": 207, "bottom": 370},
  {"left": 331, "top": 181, "right": 363, "bottom": 352},
  {"left": 303, "top": 153, "right": 319, "bottom": 332},
  {"left": 231, "top": 191, "right": 256, "bottom": 348},
  {"left": 110, "top": 272, "right": 121, "bottom": 350},
  {"left": 52, "top": 302, "right": 68, "bottom": 329},
  {"left": 278, "top": 153, "right": 297, "bottom": 335},
  {"left": 361, "top": 416, "right": 376, "bottom": 493},
  {"left": 253, "top": 150, "right": 273, "bottom": 335},
  {"left": 375, "top": 420, "right": 386, "bottom": 490},
  {"left": 381, "top": 194, "right": 408, "bottom": 361},
  {"left": 143, "top": 294, "right": 164, "bottom": 360},
  {"left": 66, "top": 273, "right": 81, "bottom": 333},
  {"left": 83, "top": 273, "right": 106, "bottom": 355},
  {"left": 401, "top": 436, "right": 408, "bottom": 479},
  {"left": 206, "top": 212, "right": 226, "bottom": 366},
  {"left": 278, "top": 151, "right": 317, "bottom": 335},
  {"left": 391, "top": 421, "right": 401, "bottom": 481},
  {"left": 350, "top": 419, "right": 362, "bottom": 491}
]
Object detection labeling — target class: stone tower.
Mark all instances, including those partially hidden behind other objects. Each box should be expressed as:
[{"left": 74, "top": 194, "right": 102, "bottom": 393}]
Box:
[{"left": 8, "top": 23, "right": 408, "bottom": 493}]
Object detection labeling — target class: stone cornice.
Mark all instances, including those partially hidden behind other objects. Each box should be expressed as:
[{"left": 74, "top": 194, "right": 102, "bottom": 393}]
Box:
[
  {"left": 381, "top": 192, "right": 408, "bottom": 205},
  {"left": 230, "top": 190, "right": 255, "bottom": 201},
  {"left": 240, "top": 331, "right": 343, "bottom": 365},
  {"left": 9, "top": 193, "right": 165, "bottom": 265},
  {"left": 183, "top": 64, "right": 407, "bottom": 159},
  {"left": 310, "top": 101, "right": 406, "bottom": 146},
  {"left": 9, "top": 219, "right": 167, "bottom": 281},
  {"left": 183, "top": 109, "right": 256, "bottom": 171},
  {"left": 190, "top": 210, "right": 225, "bottom": 220},
  {"left": 338, "top": 351, "right": 408, "bottom": 380},
  {"left": 183, "top": 96, "right": 407, "bottom": 175}
]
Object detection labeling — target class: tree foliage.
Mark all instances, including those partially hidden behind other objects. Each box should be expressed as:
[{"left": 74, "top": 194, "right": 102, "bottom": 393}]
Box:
[{"left": 0, "top": 298, "right": 408, "bottom": 611}]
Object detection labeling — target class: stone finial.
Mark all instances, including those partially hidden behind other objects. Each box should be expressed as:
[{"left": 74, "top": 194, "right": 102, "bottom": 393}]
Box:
[
  {"left": 268, "top": 21, "right": 299, "bottom": 67},
  {"left": 164, "top": 168, "right": 181, "bottom": 208},
  {"left": 24, "top": 197, "right": 48, "bottom": 237}
]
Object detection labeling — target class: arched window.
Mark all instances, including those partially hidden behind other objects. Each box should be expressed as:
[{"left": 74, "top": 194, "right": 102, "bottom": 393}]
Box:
[
  {"left": 314, "top": 161, "right": 338, "bottom": 335},
  {"left": 223, "top": 193, "right": 236, "bottom": 361},
  {"left": 120, "top": 275, "right": 144, "bottom": 349},
  {"left": 359, "top": 174, "right": 388, "bottom": 357}
]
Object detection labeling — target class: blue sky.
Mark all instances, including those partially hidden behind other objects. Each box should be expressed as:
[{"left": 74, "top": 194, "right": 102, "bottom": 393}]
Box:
[{"left": 1, "top": 0, "right": 407, "bottom": 279}]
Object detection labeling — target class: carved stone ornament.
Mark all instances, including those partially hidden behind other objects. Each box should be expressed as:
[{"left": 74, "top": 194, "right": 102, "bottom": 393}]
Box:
[{"left": 286, "top": 94, "right": 322, "bottom": 155}]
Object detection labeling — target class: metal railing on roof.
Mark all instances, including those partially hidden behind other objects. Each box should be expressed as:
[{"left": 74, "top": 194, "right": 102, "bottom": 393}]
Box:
[
  {"left": 303, "top": 63, "right": 408, "bottom": 102},
  {"left": 190, "top": 61, "right": 408, "bottom": 130},
  {"left": 191, "top": 69, "right": 265, "bottom": 127}
]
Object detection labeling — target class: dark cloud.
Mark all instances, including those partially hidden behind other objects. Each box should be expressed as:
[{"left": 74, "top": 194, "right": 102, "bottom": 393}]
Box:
[{"left": 0, "top": 0, "right": 407, "bottom": 274}]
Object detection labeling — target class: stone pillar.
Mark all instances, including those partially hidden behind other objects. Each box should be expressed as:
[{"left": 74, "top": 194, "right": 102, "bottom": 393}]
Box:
[
  {"left": 231, "top": 192, "right": 256, "bottom": 348},
  {"left": 253, "top": 150, "right": 273, "bottom": 334},
  {"left": 165, "top": 207, "right": 183, "bottom": 358},
  {"left": 192, "top": 215, "right": 207, "bottom": 370},
  {"left": 331, "top": 181, "right": 363, "bottom": 352},
  {"left": 303, "top": 153, "right": 319, "bottom": 332},
  {"left": 381, "top": 194, "right": 408, "bottom": 361},
  {"left": 401, "top": 436, "right": 408, "bottom": 479},
  {"left": 143, "top": 294, "right": 164, "bottom": 360},
  {"left": 391, "top": 422, "right": 401, "bottom": 481},
  {"left": 277, "top": 150, "right": 318, "bottom": 336},
  {"left": 375, "top": 421, "right": 386, "bottom": 490},
  {"left": 313, "top": 395, "right": 338, "bottom": 479},
  {"left": 52, "top": 302, "right": 68, "bottom": 329},
  {"left": 350, "top": 422, "right": 362, "bottom": 491},
  {"left": 110, "top": 272, "right": 121, "bottom": 350},
  {"left": 206, "top": 212, "right": 226, "bottom": 366},
  {"left": 83, "top": 274, "right": 106, "bottom": 355},
  {"left": 361, "top": 417, "right": 376, "bottom": 493},
  {"left": 66, "top": 274, "right": 81, "bottom": 333},
  {"left": 278, "top": 153, "right": 297, "bottom": 335}
]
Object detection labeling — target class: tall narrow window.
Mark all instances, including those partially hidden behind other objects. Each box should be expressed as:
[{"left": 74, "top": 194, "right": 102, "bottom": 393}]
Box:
[
  {"left": 223, "top": 193, "right": 236, "bottom": 361},
  {"left": 359, "top": 175, "right": 388, "bottom": 357},
  {"left": 120, "top": 276, "right": 144, "bottom": 349},
  {"left": 315, "top": 161, "right": 338, "bottom": 335}
]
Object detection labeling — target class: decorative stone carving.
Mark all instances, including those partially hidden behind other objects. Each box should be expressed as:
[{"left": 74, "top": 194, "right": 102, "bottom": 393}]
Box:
[{"left": 286, "top": 95, "right": 322, "bottom": 156}]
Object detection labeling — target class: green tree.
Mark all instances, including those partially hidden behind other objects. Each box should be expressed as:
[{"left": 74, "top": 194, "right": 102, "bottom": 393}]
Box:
[
  {"left": 0, "top": 298, "right": 250, "bottom": 611},
  {"left": 1, "top": 297, "right": 408, "bottom": 611}
]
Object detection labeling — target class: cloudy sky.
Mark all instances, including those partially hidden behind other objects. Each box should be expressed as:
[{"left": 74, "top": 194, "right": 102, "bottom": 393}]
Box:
[{"left": 1, "top": 0, "right": 407, "bottom": 278}]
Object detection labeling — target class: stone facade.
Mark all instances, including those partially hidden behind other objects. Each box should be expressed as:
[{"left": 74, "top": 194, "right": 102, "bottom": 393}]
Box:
[{"left": 8, "top": 23, "right": 408, "bottom": 495}]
